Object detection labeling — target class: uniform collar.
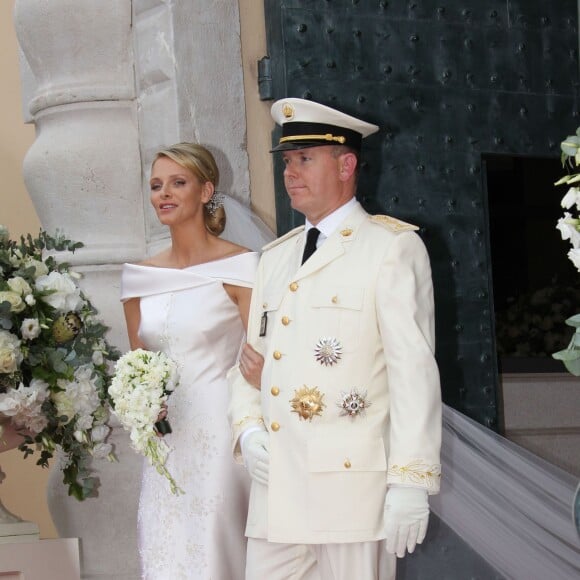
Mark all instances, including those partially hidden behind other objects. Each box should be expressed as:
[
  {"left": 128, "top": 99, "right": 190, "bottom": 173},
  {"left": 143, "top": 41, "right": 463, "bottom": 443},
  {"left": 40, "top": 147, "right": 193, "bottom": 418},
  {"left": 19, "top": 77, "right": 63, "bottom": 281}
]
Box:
[{"left": 304, "top": 197, "right": 358, "bottom": 241}]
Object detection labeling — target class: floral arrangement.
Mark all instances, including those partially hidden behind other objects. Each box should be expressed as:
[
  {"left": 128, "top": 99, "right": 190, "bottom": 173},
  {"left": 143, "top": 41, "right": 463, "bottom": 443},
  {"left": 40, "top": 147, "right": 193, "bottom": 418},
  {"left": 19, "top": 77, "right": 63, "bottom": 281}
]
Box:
[
  {"left": 553, "top": 129, "right": 580, "bottom": 375},
  {"left": 0, "top": 226, "right": 119, "bottom": 500},
  {"left": 109, "top": 348, "right": 182, "bottom": 494}
]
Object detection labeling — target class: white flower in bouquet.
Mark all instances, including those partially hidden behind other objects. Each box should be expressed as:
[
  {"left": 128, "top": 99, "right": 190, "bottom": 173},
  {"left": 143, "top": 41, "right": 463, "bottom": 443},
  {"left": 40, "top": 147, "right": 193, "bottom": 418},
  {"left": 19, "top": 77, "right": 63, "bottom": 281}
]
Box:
[
  {"left": 553, "top": 129, "right": 580, "bottom": 374},
  {"left": 20, "top": 318, "right": 41, "bottom": 340},
  {"left": 109, "top": 348, "right": 182, "bottom": 494},
  {"left": 0, "top": 379, "right": 49, "bottom": 434},
  {"left": 0, "top": 330, "right": 23, "bottom": 374},
  {"left": 0, "top": 291, "right": 26, "bottom": 313},
  {"left": 35, "top": 271, "right": 84, "bottom": 313},
  {"left": 7, "top": 276, "right": 32, "bottom": 297},
  {"left": 0, "top": 227, "right": 120, "bottom": 500}
]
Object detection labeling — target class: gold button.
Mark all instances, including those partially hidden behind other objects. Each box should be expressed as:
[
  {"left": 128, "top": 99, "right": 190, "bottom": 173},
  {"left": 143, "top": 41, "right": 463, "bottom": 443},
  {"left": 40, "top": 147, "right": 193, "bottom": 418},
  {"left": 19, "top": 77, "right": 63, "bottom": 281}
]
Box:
[
  {"left": 331, "top": 296, "right": 338, "bottom": 304},
  {"left": 273, "top": 350, "right": 282, "bottom": 360},
  {"left": 271, "top": 422, "right": 280, "bottom": 432},
  {"left": 344, "top": 460, "right": 352, "bottom": 469},
  {"left": 281, "top": 316, "right": 290, "bottom": 326},
  {"left": 262, "top": 302, "right": 268, "bottom": 309},
  {"left": 289, "top": 282, "right": 299, "bottom": 292},
  {"left": 271, "top": 386, "right": 280, "bottom": 396}
]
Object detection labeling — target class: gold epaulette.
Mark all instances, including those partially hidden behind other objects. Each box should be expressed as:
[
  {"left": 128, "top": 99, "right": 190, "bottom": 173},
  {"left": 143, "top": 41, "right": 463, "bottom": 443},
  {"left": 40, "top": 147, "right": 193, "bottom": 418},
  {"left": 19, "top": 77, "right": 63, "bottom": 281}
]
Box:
[
  {"left": 369, "top": 214, "right": 419, "bottom": 232},
  {"left": 261, "top": 225, "right": 304, "bottom": 251}
]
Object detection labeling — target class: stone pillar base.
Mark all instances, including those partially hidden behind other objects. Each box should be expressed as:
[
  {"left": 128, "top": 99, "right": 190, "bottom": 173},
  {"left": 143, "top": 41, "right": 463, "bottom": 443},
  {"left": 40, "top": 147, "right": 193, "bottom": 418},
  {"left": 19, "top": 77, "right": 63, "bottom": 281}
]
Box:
[{"left": 0, "top": 499, "right": 40, "bottom": 544}]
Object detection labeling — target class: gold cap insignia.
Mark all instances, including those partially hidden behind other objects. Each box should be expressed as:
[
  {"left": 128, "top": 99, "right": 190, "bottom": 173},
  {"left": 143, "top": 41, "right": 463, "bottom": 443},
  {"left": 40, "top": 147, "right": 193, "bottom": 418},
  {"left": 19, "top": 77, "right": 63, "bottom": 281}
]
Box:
[
  {"left": 314, "top": 337, "right": 343, "bottom": 367},
  {"left": 338, "top": 389, "right": 371, "bottom": 417},
  {"left": 282, "top": 103, "right": 295, "bottom": 119},
  {"left": 340, "top": 228, "right": 353, "bottom": 237},
  {"left": 290, "top": 386, "right": 325, "bottom": 421}
]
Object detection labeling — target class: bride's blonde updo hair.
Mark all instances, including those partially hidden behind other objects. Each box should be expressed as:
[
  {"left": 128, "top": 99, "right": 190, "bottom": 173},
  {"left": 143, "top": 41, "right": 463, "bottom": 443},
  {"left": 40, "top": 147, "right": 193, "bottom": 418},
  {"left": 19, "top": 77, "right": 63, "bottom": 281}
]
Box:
[{"left": 153, "top": 142, "right": 226, "bottom": 236}]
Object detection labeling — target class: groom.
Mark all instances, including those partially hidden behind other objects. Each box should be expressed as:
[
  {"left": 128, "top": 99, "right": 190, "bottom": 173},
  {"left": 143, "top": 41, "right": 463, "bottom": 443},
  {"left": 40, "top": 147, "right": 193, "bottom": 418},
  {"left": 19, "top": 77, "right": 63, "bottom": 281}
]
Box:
[{"left": 229, "top": 97, "right": 442, "bottom": 580}]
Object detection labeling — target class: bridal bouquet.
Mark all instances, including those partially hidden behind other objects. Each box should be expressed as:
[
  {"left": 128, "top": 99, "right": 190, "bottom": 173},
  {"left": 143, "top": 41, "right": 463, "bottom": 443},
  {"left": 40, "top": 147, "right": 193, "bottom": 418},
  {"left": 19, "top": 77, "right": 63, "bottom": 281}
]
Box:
[
  {"left": 554, "top": 129, "right": 580, "bottom": 374},
  {"left": 109, "top": 348, "right": 182, "bottom": 494},
  {"left": 0, "top": 226, "right": 119, "bottom": 500}
]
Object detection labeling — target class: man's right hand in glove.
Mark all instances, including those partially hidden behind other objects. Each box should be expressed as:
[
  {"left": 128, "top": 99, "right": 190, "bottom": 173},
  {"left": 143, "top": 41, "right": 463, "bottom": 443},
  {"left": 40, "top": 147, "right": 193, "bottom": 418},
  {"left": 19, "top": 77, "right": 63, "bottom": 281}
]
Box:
[{"left": 240, "top": 428, "right": 269, "bottom": 485}]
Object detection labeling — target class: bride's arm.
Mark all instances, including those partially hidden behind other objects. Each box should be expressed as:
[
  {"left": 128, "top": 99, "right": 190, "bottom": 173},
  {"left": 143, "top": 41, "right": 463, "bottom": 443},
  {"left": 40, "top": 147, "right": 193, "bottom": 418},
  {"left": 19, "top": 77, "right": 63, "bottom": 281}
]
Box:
[
  {"left": 226, "top": 285, "right": 264, "bottom": 389},
  {"left": 123, "top": 298, "right": 146, "bottom": 350}
]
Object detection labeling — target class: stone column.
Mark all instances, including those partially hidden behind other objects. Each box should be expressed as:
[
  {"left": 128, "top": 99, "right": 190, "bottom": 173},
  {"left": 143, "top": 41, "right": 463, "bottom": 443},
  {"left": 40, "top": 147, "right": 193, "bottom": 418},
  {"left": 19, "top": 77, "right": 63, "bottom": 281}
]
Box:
[{"left": 13, "top": 1, "right": 142, "bottom": 578}]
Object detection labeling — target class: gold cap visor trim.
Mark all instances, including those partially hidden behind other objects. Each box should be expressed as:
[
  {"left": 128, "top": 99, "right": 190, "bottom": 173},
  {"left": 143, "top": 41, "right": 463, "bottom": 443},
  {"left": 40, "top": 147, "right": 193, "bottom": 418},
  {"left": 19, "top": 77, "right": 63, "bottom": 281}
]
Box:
[{"left": 279, "top": 133, "right": 347, "bottom": 145}]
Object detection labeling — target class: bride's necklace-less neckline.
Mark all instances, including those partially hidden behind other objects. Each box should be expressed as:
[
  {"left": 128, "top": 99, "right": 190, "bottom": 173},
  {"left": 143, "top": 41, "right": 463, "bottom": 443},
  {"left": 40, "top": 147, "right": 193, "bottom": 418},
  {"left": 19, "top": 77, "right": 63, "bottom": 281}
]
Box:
[{"left": 140, "top": 251, "right": 252, "bottom": 271}]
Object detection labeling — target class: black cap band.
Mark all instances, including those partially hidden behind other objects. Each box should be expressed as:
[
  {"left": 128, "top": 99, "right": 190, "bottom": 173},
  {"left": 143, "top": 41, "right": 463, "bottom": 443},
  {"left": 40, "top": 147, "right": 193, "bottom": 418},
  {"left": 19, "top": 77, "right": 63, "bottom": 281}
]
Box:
[{"left": 271, "top": 121, "right": 363, "bottom": 152}]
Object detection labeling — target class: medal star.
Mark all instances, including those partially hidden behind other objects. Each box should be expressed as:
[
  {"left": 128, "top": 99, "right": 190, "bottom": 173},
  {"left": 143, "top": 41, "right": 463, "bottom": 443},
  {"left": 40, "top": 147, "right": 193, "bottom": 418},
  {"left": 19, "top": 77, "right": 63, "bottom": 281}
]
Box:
[
  {"left": 338, "top": 389, "right": 371, "bottom": 417},
  {"left": 290, "top": 386, "right": 325, "bottom": 421},
  {"left": 314, "top": 337, "right": 343, "bottom": 366}
]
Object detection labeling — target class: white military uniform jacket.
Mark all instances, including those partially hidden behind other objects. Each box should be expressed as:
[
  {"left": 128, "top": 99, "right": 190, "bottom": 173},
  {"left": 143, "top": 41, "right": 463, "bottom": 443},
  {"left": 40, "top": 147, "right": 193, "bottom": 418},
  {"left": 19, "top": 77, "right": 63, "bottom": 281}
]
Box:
[{"left": 228, "top": 202, "right": 442, "bottom": 545}]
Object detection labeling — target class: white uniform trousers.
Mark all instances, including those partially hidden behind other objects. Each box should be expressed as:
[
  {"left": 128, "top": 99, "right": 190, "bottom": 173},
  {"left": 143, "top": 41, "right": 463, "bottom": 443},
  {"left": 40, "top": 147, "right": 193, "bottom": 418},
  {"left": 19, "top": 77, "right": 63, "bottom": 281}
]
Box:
[{"left": 246, "top": 538, "right": 396, "bottom": 580}]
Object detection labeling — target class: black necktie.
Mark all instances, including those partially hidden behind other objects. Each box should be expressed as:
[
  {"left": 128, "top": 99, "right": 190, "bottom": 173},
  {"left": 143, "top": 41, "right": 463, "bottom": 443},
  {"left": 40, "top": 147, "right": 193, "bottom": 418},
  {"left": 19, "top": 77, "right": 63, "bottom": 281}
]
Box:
[{"left": 301, "top": 227, "right": 320, "bottom": 264}]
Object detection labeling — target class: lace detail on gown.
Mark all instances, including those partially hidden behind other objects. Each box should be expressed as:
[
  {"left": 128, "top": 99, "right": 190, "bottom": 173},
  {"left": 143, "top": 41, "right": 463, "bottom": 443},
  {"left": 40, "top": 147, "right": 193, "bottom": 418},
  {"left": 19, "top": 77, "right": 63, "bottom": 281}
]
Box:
[{"left": 121, "top": 252, "right": 258, "bottom": 580}]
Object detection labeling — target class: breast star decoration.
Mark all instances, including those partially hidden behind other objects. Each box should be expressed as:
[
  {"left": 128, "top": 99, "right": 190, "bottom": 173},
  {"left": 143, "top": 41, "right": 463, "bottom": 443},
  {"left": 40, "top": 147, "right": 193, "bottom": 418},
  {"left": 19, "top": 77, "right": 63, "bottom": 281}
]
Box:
[
  {"left": 338, "top": 388, "right": 371, "bottom": 417},
  {"left": 290, "top": 386, "right": 326, "bottom": 421},
  {"left": 314, "top": 337, "right": 343, "bottom": 366}
]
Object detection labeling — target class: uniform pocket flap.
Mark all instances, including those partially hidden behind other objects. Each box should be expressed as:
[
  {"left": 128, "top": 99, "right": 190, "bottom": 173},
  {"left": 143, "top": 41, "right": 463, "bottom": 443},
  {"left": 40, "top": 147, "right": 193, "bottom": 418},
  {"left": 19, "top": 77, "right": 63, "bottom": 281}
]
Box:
[
  {"left": 308, "top": 437, "right": 386, "bottom": 473},
  {"left": 261, "top": 291, "right": 283, "bottom": 312},
  {"left": 310, "top": 285, "right": 364, "bottom": 310}
]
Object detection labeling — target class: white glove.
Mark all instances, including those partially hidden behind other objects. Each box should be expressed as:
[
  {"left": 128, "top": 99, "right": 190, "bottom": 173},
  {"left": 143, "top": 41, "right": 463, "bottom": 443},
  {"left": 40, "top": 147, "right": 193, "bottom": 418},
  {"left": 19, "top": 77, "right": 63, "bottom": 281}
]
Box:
[
  {"left": 384, "top": 487, "right": 429, "bottom": 558},
  {"left": 240, "top": 429, "right": 270, "bottom": 485}
]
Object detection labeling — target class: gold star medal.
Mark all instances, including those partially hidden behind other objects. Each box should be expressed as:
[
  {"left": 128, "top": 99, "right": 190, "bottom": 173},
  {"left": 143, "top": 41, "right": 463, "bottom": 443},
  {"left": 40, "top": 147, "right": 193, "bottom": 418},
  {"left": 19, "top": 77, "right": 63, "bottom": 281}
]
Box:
[
  {"left": 290, "top": 386, "right": 325, "bottom": 421},
  {"left": 314, "top": 337, "right": 343, "bottom": 366}
]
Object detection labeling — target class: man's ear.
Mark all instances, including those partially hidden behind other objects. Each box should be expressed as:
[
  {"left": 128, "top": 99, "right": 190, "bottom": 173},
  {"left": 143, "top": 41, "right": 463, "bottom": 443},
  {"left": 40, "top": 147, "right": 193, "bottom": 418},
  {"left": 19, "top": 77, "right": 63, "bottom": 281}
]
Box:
[
  {"left": 201, "top": 180, "right": 215, "bottom": 204},
  {"left": 338, "top": 152, "right": 358, "bottom": 181}
]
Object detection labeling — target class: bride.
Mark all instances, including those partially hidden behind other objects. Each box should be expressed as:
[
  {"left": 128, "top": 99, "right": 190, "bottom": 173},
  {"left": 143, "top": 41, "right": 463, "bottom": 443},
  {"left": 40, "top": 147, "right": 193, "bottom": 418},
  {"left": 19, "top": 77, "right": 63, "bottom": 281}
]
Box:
[{"left": 120, "top": 142, "right": 263, "bottom": 579}]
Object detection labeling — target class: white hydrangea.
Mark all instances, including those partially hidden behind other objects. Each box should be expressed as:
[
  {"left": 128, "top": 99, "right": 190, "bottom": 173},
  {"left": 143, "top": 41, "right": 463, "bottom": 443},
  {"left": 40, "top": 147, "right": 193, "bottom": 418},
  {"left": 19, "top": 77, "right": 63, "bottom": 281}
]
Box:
[
  {"left": 0, "top": 379, "right": 50, "bottom": 434},
  {"left": 53, "top": 365, "right": 101, "bottom": 424}
]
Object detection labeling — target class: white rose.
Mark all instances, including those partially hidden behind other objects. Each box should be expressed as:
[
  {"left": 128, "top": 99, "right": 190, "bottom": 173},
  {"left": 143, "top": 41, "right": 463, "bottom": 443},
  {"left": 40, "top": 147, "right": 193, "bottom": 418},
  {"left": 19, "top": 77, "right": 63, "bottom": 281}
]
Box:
[
  {"left": 35, "top": 271, "right": 84, "bottom": 312},
  {"left": 7, "top": 276, "right": 32, "bottom": 296},
  {"left": 92, "top": 350, "right": 104, "bottom": 366},
  {"left": 24, "top": 294, "right": 36, "bottom": 306},
  {"left": 0, "top": 330, "right": 23, "bottom": 374},
  {"left": 22, "top": 256, "right": 49, "bottom": 278},
  {"left": 0, "top": 291, "right": 26, "bottom": 313},
  {"left": 21, "top": 318, "right": 41, "bottom": 340}
]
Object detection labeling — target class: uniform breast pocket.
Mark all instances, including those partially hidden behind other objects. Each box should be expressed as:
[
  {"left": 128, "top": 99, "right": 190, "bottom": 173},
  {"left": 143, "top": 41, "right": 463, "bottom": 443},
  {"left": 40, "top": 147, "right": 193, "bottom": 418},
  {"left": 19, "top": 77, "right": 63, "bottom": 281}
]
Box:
[
  {"left": 310, "top": 285, "right": 364, "bottom": 352},
  {"left": 307, "top": 436, "right": 387, "bottom": 532}
]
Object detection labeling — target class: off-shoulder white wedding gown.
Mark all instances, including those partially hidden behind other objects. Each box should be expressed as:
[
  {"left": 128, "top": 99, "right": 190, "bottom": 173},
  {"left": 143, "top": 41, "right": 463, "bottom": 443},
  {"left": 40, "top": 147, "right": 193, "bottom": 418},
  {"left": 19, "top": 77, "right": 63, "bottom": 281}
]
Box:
[{"left": 121, "top": 252, "right": 258, "bottom": 580}]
